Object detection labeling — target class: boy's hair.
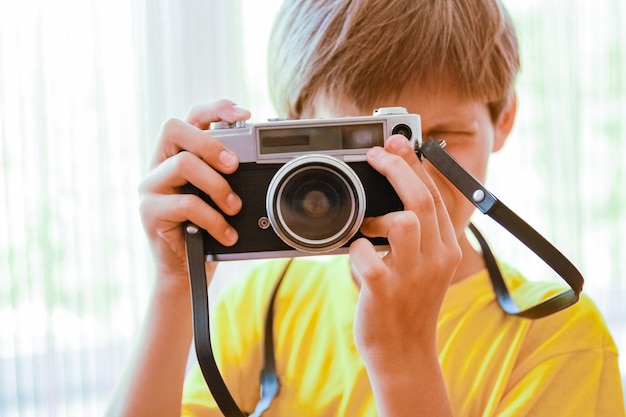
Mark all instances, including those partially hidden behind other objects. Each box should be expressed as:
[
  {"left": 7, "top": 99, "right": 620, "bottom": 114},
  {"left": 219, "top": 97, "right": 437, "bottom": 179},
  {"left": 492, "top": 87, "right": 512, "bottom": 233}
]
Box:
[{"left": 268, "top": 0, "right": 520, "bottom": 121}]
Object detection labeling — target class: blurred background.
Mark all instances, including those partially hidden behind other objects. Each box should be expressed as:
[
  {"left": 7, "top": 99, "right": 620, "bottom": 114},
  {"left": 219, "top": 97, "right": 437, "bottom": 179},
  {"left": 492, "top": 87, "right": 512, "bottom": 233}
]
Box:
[{"left": 0, "top": 0, "right": 624, "bottom": 415}]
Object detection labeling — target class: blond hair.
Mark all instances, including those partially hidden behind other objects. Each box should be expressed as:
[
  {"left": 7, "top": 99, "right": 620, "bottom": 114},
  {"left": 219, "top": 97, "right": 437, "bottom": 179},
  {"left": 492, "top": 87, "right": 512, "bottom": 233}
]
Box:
[{"left": 268, "top": 0, "right": 520, "bottom": 121}]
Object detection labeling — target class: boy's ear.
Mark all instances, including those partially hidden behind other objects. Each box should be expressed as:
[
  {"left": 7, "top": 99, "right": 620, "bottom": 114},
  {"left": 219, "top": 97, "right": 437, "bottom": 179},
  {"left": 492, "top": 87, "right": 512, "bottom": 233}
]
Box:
[{"left": 493, "top": 93, "right": 517, "bottom": 153}]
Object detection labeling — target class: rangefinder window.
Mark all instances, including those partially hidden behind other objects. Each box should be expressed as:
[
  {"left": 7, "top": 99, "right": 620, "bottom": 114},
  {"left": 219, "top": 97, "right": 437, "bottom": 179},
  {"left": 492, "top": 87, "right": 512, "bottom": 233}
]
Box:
[
  {"left": 341, "top": 124, "right": 384, "bottom": 149},
  {"left": 259, "top": 131, "right": 310, "bottom": 149},
  {"left": 259, "top": 123, "right": 385, "bottom": 155}
]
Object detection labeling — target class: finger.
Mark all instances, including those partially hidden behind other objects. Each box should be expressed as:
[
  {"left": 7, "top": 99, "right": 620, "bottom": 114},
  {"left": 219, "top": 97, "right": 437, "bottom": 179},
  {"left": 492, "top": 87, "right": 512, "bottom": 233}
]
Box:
[
  {"left": 151, "top": 118, "right": 240, "bottom": 173},
  {"left": 360, "top": 211, "right": 421, "bottom": 261},
  {"left": 140, "top": 151, "right": 242, "bottom": 216},
  {"left": 387, "top": 136, "right": 457, "bottom": 246},
  {"left": 366, "top": 139, "right": 441, "bottom": 244},
  {"left": 368, "top": 135, "right": 455, "bottom": 246},
  {"left": 367, "top": 136, "right": 434, "bottom": 213},
  {"left": 140, "top": 193, "right": 238, "bottom": 247},
  {"left": 349, "top": 237, "right": 388, "bottom": 290},
  {"left": 185, "top": 99, "right": 251, "bottom": 130}
]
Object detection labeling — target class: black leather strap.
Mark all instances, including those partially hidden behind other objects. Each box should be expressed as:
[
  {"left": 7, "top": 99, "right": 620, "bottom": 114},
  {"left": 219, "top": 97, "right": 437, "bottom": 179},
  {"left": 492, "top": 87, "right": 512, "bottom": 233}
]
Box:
[
  {"left": 185, "top": 222, "right": 291, "bottom": 417},
  {"left": 420, "top": 138, "right": 583, "bottom": 318},
  {"left": 249, "top": 259, "right": 293, "bottom": 417},
  {"left": 185, "top": 223, "right": 246, "bottom": 417}
]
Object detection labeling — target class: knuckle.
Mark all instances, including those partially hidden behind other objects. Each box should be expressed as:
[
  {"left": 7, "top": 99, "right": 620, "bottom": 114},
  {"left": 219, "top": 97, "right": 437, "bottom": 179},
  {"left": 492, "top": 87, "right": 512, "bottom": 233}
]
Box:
[
  {"left": 177, "top": 194, "right": 226, "bottom": 228},
  {"left": 176, "top": 193, "right": 200, "bottom": 217},
  {"left": 391, "top": 210, "right": 419, "bottom": 230},
  {"left": 186, "top": 99, "right": 236, "bottom": 125},
  {"left": 378, "top": 152, "right": 403, "bottom": 172},
  {"left": 170, "top": 150, "right": 195, "bottom": 173},
  {"left": 197, "top": 134, "right": 222, "bottom": 157},
  {"left": 210, "top": 176, "right": 232, "bottom": 198},
  {"left": 138, "top": 195, "right": 162, "bottom": 232},
  {"left": 176, "top": 194, "right": 197, "bottom": 218},
  {"left": 185, "top": 103, "right": 203, "bottom": 119},
  {"left": 450, "top": 243, "right": 463, "bottom": 263},
  {"left": 202, "top": 210, "right": 228, "bottom": 243},
  {"left": 214, "top": 98, "right": 236, "bottom": 109},
  {"left": 138, "top": 194, "right": 153, "bottom": 217},
  {"left": 160, "top": 117, "right": 185, "bottom": 135},
  {"left": 406, "top": 189, "right": 435, "bottom": 212},
  {"left": 137, "top": 167, "right": 162, "bottom": 196},
  {"left": 137, "top": 174, "right": 150, "bottom": 195},
  {"left": 360, "top": 261, "right": 387, "bottom": 282}
]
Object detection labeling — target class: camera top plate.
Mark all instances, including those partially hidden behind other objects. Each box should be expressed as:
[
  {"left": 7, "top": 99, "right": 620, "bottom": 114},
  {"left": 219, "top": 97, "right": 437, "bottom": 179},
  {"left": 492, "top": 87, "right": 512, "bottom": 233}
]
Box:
[{"left": 206, "top": 107, "right": 421, "bottom": 164}]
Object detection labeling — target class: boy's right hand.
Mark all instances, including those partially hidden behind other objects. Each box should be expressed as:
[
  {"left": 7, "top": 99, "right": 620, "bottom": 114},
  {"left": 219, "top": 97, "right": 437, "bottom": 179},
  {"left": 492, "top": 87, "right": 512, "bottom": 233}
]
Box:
[{"left": 138, "top": 99, "right": 251, "bottom": 289}]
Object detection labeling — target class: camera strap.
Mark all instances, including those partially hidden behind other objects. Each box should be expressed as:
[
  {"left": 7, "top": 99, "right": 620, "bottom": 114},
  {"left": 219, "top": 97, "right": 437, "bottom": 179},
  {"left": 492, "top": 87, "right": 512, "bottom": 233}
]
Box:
[
  {"left": 184, "top": 137, "right": 584, "bottom": 416},
  {"left": 419, "top": 137, "right": 584, "bottom": 318},
  {"left": 185, "top": 223, "right": 246, "bottom": 417},
  {"left": 184, "top": 224, "right": 292, "bottom": 417}
]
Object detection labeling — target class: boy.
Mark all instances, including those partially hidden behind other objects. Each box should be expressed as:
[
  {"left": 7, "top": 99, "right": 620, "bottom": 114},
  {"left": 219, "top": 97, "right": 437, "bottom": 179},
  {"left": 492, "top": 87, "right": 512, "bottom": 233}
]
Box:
[{"left": 108, "top": 0, "right": 624, "bottom": 415}]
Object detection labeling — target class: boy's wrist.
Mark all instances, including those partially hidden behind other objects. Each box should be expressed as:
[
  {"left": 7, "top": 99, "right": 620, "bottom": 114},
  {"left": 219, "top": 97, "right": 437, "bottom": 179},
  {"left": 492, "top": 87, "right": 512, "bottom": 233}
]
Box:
[
  {"left": 363, "top": 344, "right": 452, "bottom": 417},
  {"left": 152, "top": 269, "right": 193, "bottom": 299},
  {"left": 360, "top": 337, "right": 439, "bottom": 375}
]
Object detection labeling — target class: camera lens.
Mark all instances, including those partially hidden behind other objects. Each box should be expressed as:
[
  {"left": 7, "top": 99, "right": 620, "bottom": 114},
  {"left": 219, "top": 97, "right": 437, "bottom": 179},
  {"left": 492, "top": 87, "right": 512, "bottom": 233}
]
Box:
[
  {"left": 281, "top": 170, "right": 352, "bottom": 241},
  {"left": 267, "top": 155, "right": 366, "bottom": 252},
  {"left": 391, "top": 123, "right": 412, "bottom": 139},
  {"left": 300, "top": 190, "right": 331, "bottom": 218}
]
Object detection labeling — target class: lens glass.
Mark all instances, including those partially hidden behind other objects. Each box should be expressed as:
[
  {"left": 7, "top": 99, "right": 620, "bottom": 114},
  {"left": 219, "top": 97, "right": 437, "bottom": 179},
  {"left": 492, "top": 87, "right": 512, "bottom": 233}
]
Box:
[{"left": 278, "top": 166, "right": 356, "bottom": 243}]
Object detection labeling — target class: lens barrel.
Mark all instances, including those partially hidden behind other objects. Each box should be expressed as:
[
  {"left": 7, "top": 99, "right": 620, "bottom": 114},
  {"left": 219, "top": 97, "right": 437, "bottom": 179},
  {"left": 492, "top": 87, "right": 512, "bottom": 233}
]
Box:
[{"left": 266, "top": 155, "right": 366, "bottom": 252}]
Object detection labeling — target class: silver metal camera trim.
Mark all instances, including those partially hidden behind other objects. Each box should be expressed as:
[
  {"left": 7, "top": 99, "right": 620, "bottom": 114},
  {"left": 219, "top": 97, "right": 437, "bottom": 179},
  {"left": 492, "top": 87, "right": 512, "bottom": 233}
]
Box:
[
  {"left": 207, "top": 108, "right": 422, "bottom": 164},
  {"left": 266, "top": 154, "right": 366, "bottom": 253}
]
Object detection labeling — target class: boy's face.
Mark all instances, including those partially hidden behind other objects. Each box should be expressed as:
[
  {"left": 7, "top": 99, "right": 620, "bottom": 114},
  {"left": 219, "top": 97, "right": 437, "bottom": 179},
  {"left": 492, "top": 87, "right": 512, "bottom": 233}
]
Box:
[{"left": 308, "top": 85, "right": 515, "bottom": 240}]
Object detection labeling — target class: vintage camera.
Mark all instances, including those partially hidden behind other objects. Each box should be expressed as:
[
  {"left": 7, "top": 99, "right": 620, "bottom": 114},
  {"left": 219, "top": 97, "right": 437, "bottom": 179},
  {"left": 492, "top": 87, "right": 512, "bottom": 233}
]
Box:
[{"left": 185, "top": 107, "right": 421, "bottom": 261}]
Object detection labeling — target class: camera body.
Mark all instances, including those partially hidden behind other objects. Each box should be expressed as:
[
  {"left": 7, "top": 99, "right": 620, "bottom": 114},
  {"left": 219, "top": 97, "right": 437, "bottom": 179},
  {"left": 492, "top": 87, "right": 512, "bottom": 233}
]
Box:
[{"left": 186, "top": 107, "right": 421, "bottom": 261}]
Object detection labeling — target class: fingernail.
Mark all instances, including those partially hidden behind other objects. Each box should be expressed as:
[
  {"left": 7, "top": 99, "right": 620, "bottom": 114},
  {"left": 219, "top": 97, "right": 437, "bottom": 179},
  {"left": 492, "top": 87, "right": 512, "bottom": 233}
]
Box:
[
  {"left": 224, "top": 226, "right": 238, "bottom": 245},
  {"left": 219, "top": 150, "right": 238, "bottom": 168}
]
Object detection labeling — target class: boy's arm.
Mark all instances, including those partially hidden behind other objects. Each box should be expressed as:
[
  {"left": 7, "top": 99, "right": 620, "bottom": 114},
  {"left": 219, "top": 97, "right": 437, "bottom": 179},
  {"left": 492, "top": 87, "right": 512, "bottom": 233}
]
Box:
[
  {"left": 350, "top": 135, "right": 459, "bottom": 416},
  {"left": 105, "top": 274, "right": 195, "bottom": 417},
  {"left": 360, "top": 340, "right": 453, "bottom": 417},
  {"left": 106, "top": 100, "right": 252, "bottom": 417}
]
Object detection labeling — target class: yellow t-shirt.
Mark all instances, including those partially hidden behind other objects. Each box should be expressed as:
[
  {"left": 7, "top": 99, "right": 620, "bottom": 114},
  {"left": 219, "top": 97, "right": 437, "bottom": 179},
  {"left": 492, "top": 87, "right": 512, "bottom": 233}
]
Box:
[{"left": 181, "top": 256, "right": 625, "bottom": 416}]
